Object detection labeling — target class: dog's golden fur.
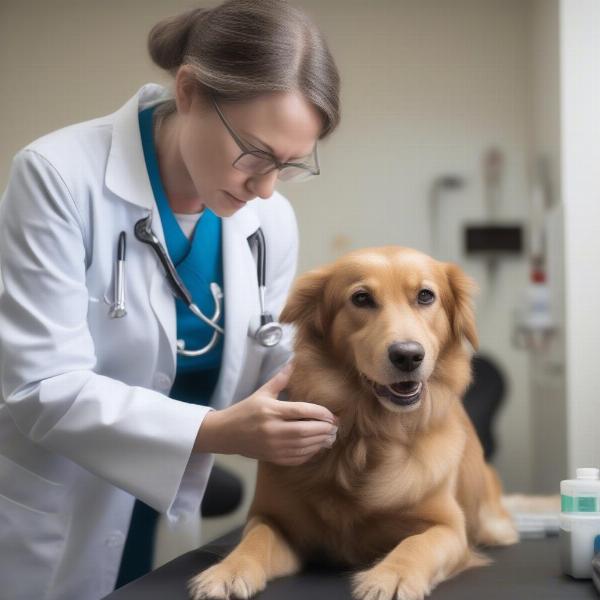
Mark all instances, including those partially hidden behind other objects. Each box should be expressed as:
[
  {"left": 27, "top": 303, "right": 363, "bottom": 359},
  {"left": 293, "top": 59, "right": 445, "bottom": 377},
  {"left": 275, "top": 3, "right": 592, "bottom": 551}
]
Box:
[{"left": 189, "top": 246, "right": 518, "bottom": 600}]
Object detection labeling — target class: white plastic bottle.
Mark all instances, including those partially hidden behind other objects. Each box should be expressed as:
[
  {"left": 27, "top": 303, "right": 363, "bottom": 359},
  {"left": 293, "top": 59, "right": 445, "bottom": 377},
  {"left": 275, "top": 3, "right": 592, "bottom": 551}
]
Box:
[{"left": 560, "top": 467, "right": 600, "bottom": 578}]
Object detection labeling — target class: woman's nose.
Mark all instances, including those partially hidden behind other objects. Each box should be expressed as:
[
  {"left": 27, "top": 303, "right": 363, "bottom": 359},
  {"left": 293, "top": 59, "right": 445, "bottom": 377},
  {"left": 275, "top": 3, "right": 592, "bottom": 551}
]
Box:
[{"left": 246, "top": 170, "right": 279, "bottom": 199}]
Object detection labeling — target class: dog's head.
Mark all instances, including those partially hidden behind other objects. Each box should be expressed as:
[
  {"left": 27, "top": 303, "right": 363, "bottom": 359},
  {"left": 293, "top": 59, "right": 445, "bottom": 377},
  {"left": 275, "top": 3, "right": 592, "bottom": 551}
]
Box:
[{"left": 280, "top": 246, "right": 478, "bottom": 415}]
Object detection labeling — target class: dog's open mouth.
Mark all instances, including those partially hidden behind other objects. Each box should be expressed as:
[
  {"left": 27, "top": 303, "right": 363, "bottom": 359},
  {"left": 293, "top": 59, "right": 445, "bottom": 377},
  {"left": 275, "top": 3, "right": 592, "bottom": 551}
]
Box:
[{"left": 363, "top": 377, "right": 424, "bottom": 407}]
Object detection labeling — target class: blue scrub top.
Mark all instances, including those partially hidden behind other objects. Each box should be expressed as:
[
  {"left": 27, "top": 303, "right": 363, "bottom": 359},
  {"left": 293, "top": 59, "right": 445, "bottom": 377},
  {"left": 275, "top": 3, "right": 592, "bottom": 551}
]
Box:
[{"left": 138, "top": 104, "right": 223, "bottom": 405}]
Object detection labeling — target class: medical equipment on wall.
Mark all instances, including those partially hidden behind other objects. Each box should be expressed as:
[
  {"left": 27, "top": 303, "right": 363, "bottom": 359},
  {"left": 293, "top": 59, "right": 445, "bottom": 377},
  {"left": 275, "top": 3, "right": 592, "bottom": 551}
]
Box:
[
  {"left": 559, "top": 468, "right": 600, "bottom": 580},
  {"left": 105, "top": 213, "right": 283, "bottom": 353},
  {"left": 428, "top": 174, "right": 465, "bottom": 259},
  {"left": 462, "top": 148, "right": 524, "bottom": 289},
  {"left": 511, "top": 260, "right": 554, "bottom": 351},
  {"left": 511, "top": 157, "right": 556, "bottom": 351},
  {"left": 427, "top": 149, "right": 525, "bottom": 272}
]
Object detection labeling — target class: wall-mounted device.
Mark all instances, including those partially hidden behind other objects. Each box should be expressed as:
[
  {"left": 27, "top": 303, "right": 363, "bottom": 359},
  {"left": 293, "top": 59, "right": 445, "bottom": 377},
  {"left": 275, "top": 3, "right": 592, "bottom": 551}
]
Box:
[
  {"left": 464, "top": 223, "right": 523, "bottom": 255},
  {"left": 463, "top": 147, "right": 525, "bottom": 288}
]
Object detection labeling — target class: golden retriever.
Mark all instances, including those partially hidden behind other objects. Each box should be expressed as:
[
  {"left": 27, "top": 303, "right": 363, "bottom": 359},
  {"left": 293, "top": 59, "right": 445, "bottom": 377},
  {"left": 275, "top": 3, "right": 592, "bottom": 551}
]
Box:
[{"left": 188, "top": 246, "right": 519, "bottom": 600}]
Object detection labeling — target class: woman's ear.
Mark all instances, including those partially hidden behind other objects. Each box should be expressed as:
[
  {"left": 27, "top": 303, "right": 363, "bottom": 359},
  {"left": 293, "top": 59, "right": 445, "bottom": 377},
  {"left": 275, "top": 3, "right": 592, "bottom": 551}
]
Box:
[
  {"left": 280, "top": 267, "right": 330, "bottom": 337},
  {"left": 174, "top": 65, "right": 202, "bottom": 114},
  {"left": 444, "top": 262, "right": 479, "bottom": 351}
]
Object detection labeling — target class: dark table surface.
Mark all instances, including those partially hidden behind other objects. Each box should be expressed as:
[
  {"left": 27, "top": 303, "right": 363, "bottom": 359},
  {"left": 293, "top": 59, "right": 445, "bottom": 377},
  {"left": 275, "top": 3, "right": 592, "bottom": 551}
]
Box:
[{"left": 103, "top": 528, "right": 599, "bottom": 600}]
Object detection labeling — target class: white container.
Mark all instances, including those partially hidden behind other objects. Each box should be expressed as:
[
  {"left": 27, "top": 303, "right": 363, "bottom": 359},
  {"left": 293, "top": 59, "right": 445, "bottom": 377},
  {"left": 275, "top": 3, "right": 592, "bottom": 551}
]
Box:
[{"left": 559, "top": 468, "right": 600, "bottom": 578}]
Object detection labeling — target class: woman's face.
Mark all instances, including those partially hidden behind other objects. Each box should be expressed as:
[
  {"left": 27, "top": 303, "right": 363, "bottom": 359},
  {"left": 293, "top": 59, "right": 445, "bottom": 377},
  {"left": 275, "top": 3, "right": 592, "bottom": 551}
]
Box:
[{"left": 173, "top": 67, "right": 323, "bottom": 217}]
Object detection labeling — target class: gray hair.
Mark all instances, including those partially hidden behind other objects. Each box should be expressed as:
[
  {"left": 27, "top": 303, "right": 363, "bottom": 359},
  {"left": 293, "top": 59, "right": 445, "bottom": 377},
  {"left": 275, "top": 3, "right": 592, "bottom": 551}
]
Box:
[{"left": 147, "top": 0, "right": 340, "bottom": 138}]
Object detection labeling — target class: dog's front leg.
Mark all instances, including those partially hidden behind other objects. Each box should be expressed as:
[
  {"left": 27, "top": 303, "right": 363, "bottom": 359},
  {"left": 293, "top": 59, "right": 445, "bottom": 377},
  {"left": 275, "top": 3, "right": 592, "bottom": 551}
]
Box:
[
  {"left": 352, "top": 499, "right": 469, "bottom": 600},
  {"left": 187, "top": 516, "right": 302, "bottom": 600}
]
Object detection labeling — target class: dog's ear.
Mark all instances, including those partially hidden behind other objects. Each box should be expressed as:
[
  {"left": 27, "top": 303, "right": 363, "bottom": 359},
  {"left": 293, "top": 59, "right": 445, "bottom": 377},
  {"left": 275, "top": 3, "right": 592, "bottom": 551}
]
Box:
[
  {"left": 444, "top": 262, "right": 479, "bottom": 351},
  {"left": 280, "top": 267, "right": 330, "bottom": 336}
]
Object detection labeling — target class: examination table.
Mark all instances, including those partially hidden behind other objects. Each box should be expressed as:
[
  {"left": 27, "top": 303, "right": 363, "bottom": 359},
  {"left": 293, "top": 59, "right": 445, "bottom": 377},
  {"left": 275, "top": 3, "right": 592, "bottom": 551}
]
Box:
[{"left": 103, "top": 526, "right": 598, "bottom": 599}]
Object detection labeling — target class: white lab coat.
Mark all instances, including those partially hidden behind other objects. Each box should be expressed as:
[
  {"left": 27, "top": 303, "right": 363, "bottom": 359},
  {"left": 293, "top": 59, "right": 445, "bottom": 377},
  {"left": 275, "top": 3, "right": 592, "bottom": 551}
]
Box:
[{"left": 0, "top": 83, "right": 298, "bottom": 600}]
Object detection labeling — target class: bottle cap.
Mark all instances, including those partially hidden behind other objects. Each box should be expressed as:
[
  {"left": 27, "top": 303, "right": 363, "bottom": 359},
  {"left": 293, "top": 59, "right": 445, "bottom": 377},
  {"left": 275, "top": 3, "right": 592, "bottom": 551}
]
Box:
[{"left": 576, "top": 467, "right": 600, "bottom": 480}]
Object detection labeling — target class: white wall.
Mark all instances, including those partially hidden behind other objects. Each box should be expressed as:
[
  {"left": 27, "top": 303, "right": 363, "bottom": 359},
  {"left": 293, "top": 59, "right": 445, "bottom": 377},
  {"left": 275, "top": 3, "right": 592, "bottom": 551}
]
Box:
[
  {"left": 529, "top": 0, "right": 567, "bottom": 493},
  {"left": 560, "top": 0, "right": 600, "bottom": 475},
  {"left": 528, "top": 0, "right": 600, "bottom": 489}
]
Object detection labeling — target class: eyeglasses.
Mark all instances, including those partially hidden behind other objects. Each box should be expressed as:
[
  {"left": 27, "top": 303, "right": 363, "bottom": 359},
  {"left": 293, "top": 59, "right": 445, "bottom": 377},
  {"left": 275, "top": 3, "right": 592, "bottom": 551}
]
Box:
[{"left": 211, "top": 97, "right": 320, "bottom": 183}]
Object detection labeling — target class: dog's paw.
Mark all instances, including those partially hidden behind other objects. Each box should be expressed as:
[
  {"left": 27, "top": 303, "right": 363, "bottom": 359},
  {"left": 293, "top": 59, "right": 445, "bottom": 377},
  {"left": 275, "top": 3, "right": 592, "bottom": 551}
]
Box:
[
  {"left": 187, "top": 557, "right": 267, "bottom": 600},
  {"left": 351, "top": 564, "right": 431, "bottom": 600},
  {"left": 476, "top": 507, "right": 520, "bottom": 547}
]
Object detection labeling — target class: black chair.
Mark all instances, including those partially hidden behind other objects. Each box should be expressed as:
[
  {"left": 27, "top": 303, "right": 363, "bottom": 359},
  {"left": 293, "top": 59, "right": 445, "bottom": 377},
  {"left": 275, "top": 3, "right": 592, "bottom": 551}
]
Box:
[
  {"left": 462, "top": 354, "right": 507, "bottom": 462},
  {"left": 200, "top": 463, "right": 245, "bottom": 517}
]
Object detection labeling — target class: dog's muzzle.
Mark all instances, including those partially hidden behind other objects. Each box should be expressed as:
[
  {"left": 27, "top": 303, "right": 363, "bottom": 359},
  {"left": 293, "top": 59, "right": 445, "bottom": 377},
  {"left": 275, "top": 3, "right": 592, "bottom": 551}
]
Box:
[{"left": 362, "top": 375, "right": 424, "bottom": 407}]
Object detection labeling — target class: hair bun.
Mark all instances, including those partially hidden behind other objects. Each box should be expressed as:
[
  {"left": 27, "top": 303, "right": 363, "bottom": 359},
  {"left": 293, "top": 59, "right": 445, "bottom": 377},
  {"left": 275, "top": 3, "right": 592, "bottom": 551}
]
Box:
[{"left": 147, "top": 7, "right": 209, "bottom": 72}]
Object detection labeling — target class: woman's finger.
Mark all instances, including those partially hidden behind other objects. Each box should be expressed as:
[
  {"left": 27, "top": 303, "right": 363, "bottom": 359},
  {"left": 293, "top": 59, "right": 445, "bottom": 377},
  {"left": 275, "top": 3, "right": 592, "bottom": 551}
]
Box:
[
  {"left": 275, "top": 399, "right": 336, "bottom": 425},
  {"left": 272, "top": 419, "right": 338, "bottom": 439},
  {"left": 258, "top": 362, "right": 293, "bottom": 396},
  {"left": 276, "top": 433, "right": 335, "bottom": 450}
]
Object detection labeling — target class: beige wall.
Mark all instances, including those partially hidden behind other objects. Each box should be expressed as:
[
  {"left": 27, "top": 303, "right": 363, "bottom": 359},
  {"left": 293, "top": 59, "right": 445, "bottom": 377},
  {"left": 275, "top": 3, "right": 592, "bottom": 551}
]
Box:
[{"left": 2, "top": 0, "right": 542, "bottom": 548}]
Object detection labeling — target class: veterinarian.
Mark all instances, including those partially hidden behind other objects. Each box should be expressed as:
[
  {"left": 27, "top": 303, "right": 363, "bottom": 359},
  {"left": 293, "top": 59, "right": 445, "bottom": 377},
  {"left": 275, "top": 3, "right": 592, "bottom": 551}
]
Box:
[{"left": 0, "top": 1, "right": 340, "bottom": 598}]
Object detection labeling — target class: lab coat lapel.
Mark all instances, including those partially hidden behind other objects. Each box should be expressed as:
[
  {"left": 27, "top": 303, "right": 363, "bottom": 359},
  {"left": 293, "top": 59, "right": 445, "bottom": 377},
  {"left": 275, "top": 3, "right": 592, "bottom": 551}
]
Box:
[
  {"left": 211, "top": 206, "right": 260, "bottom": 410},
  {"left": 105, "top": 83, "right": 180, "bottom": 377},
  {"left": 105, "top": 83, "right": 169, "bottom": 211},
  {"left": 147, "top": 208, "right": 178, "bottom": 377}
]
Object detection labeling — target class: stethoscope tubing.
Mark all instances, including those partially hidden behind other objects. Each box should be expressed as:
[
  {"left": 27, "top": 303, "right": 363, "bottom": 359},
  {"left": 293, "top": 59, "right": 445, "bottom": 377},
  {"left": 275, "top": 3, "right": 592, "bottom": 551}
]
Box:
[{"left": 121, "top": 213, "right": 282, "bottom": 352}]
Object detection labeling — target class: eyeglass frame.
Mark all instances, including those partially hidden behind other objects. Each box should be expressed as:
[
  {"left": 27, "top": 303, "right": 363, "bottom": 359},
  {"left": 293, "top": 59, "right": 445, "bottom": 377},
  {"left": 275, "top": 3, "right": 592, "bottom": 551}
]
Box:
[{"left": 210, "top": 96, "right": 320, "bottom": 181}]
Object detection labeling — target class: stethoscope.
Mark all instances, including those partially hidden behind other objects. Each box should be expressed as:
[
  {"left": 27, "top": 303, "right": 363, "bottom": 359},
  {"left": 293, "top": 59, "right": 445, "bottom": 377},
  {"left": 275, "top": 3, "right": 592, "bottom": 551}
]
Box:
[{"left": 106, "top": 213, "right": 283, "bottom": 355}]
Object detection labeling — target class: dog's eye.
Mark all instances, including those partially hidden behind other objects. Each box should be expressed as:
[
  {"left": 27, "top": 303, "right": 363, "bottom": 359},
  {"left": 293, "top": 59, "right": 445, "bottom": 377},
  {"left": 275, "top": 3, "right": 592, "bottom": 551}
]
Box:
[
  {"left": 418, "top": 289, "right": 435, "bottom": 305},
  {"left": 351, "top": 291, "right": 376, "bottom": 308}
]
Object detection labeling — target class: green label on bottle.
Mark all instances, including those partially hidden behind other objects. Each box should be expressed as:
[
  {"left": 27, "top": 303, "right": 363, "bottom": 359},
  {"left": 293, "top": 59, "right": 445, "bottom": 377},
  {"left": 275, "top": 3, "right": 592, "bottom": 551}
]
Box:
[
  {"left": 562, "top": 494, "right": 574, "bottom": 512},
  {"left": 561, "top": 494, "right": 598, "bottom": 512},
  {"left": 576, "top": 496, "right": 597, "bottom": 512}
]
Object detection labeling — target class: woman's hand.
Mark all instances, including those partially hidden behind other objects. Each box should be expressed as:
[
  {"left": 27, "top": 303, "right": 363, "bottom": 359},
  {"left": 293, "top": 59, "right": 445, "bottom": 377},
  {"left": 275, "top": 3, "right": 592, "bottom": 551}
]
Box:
[{"left": 194, "top": 363, "right": 339, "bottom": 466}]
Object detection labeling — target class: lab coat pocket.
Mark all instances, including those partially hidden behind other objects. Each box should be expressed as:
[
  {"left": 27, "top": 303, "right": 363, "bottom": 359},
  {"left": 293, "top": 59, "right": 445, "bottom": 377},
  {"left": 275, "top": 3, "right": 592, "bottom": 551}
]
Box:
[
  {"left": 87, "top": 293, "right": 112, "bottom": 329},
  {"left": 86, "top": 292, "right": 158, "bottom": 383},
  {"left": 0, "top": 455, "right": 69, "bottom": 599}
]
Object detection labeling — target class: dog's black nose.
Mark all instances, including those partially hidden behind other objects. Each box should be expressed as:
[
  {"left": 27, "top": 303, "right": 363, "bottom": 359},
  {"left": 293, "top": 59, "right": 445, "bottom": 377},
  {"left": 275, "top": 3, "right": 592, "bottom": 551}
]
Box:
[{"left": 388, "top": 341, "right": 425, "bottom": 372}]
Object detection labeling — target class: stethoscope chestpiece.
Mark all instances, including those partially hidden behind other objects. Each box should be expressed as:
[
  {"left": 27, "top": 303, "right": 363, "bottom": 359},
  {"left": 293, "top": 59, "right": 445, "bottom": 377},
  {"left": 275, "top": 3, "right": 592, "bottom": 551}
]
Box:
[{"left": 255, "top": 313, "right": 283, "bottom": 347}]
